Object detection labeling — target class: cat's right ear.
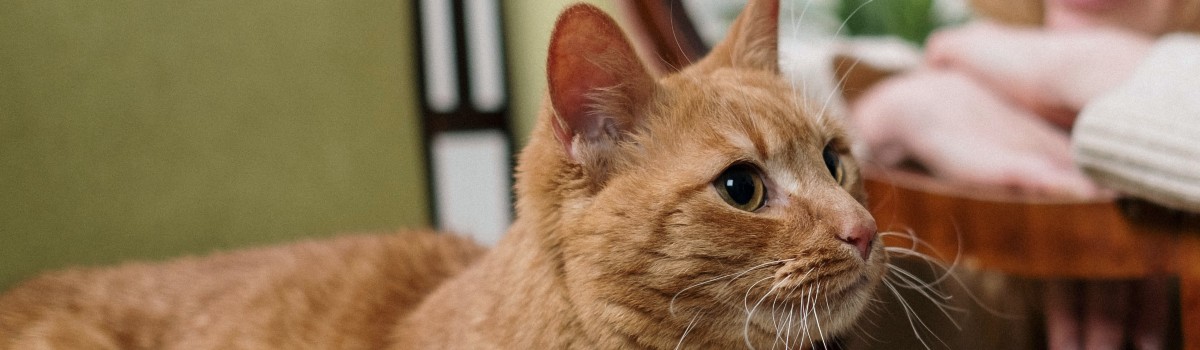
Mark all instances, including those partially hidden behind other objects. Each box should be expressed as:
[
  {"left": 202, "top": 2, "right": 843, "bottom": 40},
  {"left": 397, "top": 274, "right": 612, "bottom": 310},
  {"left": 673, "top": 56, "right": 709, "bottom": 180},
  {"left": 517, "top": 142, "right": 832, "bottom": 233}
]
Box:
[{"left": 547, "top": 4, "right": 656, "bottom": 173}]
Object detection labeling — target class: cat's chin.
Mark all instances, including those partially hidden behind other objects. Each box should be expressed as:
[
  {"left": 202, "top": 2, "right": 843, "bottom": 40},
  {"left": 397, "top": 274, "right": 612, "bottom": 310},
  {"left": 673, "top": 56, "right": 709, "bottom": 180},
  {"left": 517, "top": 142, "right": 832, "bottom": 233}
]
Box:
[
  {"left": 742, "top": 267, "right": 880, "bottom": 343},
  {"left": 738, "top": 291, "right": 874, "bottom": 347}
]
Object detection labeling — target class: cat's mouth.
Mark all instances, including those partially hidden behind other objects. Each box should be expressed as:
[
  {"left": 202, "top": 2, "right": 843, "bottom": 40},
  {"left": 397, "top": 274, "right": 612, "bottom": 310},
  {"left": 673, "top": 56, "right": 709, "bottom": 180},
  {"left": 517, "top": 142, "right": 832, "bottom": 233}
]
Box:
[{"left": 797, "top": 271, "right": 874, "bottom": 300}]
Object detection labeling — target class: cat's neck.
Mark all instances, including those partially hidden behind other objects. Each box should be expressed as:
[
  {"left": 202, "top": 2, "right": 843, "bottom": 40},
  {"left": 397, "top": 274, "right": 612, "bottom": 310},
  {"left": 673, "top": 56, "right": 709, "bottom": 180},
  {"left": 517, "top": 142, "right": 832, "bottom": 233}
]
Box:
[
  {"left": 400, "top": 117, "right": 656, "bottom": 347},
  {"left": 395, "top": 120, "right": 593, "bottom": 347}
]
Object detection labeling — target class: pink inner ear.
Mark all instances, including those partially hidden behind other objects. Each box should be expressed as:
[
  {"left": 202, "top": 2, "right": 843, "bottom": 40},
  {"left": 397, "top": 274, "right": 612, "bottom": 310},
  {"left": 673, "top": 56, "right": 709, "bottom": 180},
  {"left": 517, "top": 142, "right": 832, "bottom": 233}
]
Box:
[
  {"left": 546, "top": 4, "right": 652, "bottom": 160},
  {"left": 548, "top": 50, "right": 620, "bottom": 151}
]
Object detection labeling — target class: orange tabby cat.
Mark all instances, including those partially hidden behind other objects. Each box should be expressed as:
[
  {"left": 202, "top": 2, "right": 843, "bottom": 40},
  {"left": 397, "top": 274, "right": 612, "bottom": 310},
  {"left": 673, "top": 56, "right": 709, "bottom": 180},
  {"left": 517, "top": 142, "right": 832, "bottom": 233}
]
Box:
[{"left": 0, "top": 0, "right": 884, "bottom": 348}]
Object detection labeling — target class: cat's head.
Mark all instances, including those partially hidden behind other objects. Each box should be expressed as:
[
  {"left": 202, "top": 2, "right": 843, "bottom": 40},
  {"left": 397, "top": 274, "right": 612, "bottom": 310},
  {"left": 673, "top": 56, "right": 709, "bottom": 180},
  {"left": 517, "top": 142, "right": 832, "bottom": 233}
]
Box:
[{"left": 515, "top": 0, "right": 884, "bottom": 346}]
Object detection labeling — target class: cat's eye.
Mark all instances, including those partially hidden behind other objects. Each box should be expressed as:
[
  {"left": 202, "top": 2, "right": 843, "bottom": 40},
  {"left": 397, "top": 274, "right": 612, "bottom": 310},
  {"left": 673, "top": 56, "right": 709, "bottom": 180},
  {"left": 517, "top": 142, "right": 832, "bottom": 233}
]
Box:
[
  {"left": 822, "top": 144, "right": 845, "bottom": 185},
  {"left": 714, "top": 164, "right": 767, "bottom": 212}
]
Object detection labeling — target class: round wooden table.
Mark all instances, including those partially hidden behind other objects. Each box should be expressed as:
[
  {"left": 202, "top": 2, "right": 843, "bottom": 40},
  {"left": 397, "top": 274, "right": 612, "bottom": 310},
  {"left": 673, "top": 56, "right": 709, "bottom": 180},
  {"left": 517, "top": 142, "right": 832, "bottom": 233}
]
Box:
[{"left": 865, "top": 169, "right": 1200, "bottom": 349}]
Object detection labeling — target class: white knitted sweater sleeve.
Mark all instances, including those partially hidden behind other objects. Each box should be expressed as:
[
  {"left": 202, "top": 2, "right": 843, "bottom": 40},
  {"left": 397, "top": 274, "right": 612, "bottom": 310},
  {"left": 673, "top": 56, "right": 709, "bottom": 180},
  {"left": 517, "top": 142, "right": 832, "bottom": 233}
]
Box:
[{"left": 1072, "top": 34, "right": 1200, "bottom": 212}]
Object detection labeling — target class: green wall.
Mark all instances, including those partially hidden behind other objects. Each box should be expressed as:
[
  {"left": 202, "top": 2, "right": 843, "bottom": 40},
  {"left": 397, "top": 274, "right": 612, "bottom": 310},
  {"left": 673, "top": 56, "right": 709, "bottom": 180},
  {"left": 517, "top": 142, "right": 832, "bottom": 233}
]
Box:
[
  {"left": 0, "top": 0, "right": 627, "bottom": 290},
  {"left": 0, "top": 1, "right": 429, "bottom": 289}
]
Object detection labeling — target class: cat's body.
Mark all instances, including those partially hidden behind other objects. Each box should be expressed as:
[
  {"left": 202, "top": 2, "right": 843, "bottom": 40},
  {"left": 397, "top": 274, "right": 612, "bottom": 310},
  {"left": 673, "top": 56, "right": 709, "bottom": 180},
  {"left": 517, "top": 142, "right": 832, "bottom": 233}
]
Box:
[
  {"left": 1, "top": 1, "right": 885, "bottom": 348},
  {"left": 0, "top": 232, "right": 483, "bottom": 349}
]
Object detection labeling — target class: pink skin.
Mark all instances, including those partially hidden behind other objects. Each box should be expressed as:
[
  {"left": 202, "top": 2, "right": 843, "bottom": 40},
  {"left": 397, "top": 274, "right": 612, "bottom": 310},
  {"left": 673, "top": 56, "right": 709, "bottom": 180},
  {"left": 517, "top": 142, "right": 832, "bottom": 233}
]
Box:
[
  {"left": 1045, "top": 0, "right": 1177, "bottom": 34},
  {"left": 851, "top": 68, "right": 1101, "bottom": 197},
  {"left": 924, "top": 21, "right": 1154, "bottom": 128},
  {"left": 848, "top": 1, "right": 1167, "bottom": 196},
  {"left": 848, "top": 0, "right": 1177, "bottom": 348}
]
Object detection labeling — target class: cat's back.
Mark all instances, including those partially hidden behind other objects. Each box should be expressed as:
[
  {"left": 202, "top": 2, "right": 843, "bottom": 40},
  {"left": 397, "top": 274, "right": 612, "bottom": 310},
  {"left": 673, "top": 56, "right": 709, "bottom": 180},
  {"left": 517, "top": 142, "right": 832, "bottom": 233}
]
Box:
[{"left": 0, "top": 230, "right": 485, "bottom": 350}]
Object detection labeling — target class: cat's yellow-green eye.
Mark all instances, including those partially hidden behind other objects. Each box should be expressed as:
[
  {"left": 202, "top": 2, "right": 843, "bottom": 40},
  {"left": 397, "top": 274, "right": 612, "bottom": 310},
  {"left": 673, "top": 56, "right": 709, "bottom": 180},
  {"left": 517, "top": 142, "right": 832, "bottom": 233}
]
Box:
[
  {"left": 714, "top": 164, "right": 767, "bottom": 212},
  {"left": 822, "top": 143, "right": 845, "bottom": 185}
]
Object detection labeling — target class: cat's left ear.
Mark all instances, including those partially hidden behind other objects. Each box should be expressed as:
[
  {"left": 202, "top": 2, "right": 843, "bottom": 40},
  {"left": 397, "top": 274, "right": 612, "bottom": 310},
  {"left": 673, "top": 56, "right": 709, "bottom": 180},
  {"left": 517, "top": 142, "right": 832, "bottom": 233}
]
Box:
[
  {"left": 547, "top": 4, "right": 657, "bottom": 178},
  {"left": 696, "top": 0, "right": 780, "bottom": 73}
]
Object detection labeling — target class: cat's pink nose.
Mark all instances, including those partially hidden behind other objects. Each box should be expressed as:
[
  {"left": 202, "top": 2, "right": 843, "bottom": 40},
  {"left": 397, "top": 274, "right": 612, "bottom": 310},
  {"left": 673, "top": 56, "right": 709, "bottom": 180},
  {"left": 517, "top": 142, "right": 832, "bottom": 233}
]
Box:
[{"left": 838, "top": 221, "right": 877, "bottom": 260}]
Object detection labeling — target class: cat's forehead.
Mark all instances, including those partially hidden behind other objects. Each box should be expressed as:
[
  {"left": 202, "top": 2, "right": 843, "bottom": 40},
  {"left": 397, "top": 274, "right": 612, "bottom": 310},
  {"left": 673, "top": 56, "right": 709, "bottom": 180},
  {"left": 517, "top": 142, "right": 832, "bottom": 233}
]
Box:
[{"left": 655, "top": 69, "right": 836, "bottom": 157}]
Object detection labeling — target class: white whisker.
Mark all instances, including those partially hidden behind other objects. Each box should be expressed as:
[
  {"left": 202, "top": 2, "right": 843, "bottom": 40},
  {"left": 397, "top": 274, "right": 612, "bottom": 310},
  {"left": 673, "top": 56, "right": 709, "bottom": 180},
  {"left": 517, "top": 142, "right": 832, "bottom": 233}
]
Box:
[
  {"left": 742, "top": 276, "right": 777, "bottom": 350},
  {"left": 769, "top": 284, "right": 788, "bottom": 349},
  {"left": 885, "top": 263, "right": 955, "bottom": 300},
  {"left": 670, "top": 259, "right": 791, "bottom": 316},
  {"left": 885, "top": 269, "right": 965, "bottom": 330},
  {"left": 882, "top": 279, "right": 951, "bottom": 350},
  {"left": 812, "top": 281, "right": 827, "bottom": 347},
  {"left": 883, "top": 231, "right": 1022, "bottom": 320},
  {"left": 675, "top": 311, "right": 704, "bottom": 350},
  {"left": 783, "top": 299, "right": 797, "bottom": 349},
  {"left": 881, "top": 230, "right": 964, "bottom": 283},
  {"left": 798, "top": 284, "right": 815, "bottom": 349}
]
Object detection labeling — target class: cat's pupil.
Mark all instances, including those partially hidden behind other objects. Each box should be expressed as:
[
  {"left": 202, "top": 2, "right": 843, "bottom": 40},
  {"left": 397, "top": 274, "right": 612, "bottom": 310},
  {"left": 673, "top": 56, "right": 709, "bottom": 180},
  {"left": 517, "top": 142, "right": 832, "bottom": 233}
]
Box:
[
  {"left": 724, "top": 172, "right": 755, "bottom": 205},
  {"left": 714, "top": 165, "right": 766, "bottom": 211},
  {"left": 822, "top": 144, "right": 843, "bottom": 184}
]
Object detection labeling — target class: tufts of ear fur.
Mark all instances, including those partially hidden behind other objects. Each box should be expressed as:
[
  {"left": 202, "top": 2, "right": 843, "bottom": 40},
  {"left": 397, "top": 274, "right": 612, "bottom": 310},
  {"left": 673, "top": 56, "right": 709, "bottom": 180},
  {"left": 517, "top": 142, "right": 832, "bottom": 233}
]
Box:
[
  {"left": 547, "top": 4, "right": 657, "bottom": 186},
  {"left": 695, "top": 0, "right": 780, "bottom": 73}
]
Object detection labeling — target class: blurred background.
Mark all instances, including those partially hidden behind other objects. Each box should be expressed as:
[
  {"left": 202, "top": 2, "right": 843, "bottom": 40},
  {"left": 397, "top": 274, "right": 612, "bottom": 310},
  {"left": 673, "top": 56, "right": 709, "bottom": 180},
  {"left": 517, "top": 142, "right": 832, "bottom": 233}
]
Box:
[{"left": 0, "top": 0, "right": 623, "bottom": 289}]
